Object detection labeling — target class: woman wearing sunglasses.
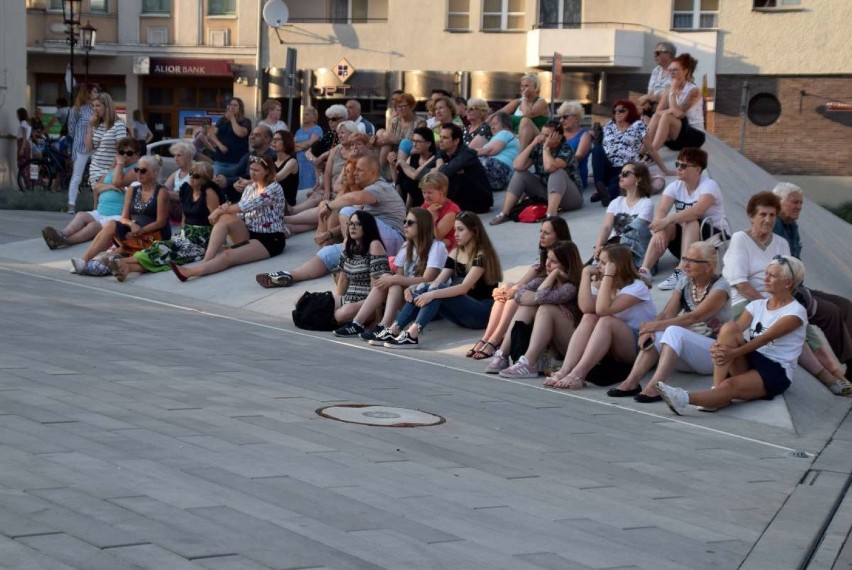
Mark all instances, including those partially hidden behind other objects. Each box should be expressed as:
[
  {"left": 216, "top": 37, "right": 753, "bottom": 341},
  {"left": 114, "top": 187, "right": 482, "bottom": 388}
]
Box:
[
  {"left": 590, "top": 99, "right": 646, "bottom": 206},
  {"left": 42, "top": 138, "right": 140, "bottom": 250},
  {"left": 108, "top": 162, "right": 222, "bottom": 280},
  {"left": 71, "top": 154, "right": 171, "bottom": 275},
  {"left": 658, "top": 255, "right": 808, "bottom": 415},
  {"left": 170, "top": 155, "right": 287, "bottom": 281}
]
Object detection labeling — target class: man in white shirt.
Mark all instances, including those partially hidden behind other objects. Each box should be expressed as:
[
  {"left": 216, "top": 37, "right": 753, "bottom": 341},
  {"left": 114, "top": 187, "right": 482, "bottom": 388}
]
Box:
[
  {"left": 637, "top": 42, "right": 676, "bottom": 114},
  {"left": 346, "top": 99, "right": 375, "bottom": 136}
]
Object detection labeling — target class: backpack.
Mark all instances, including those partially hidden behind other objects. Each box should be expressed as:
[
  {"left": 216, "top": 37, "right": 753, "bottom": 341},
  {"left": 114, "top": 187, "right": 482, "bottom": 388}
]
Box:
[{"left": 292, "top": 291, "right": 338, "bottom": 331}]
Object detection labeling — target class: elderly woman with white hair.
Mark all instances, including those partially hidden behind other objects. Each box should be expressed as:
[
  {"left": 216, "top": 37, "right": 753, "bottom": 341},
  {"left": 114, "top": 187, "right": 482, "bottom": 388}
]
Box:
[
  {"left": 304, "top": 104, "right": 347, "bottom": 181},
  {"left": 555, "top": 100, "right": 592, "bottom": 189},
  {"left": 164, "top": 140, "right": 196, "bottom": 192},
  {"left": 608, "top": 240, "right": 732, "bottom": 403},
  {"left": 71, "top": 154, "right": 171, "bottom": 275},
  {"left": 494, "top": 73, "right": 550, "bottom": 149},
  {"left": 464, "top": 97, "right": 493, "bottom": 149},
  {"left": 658, "top": 255, "right": 809, "bottom": 415}
]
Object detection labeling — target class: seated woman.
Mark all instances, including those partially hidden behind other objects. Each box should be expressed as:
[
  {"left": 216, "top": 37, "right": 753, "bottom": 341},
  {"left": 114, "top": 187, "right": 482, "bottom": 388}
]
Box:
[
  {"left": 470, "top": 216, "right": 572, "bottom": 359},
  {"left": 476, "top": 112, "right": 520, "bottom": 191},
  {"left": 108, "top": 162, "right": 221, "bottom": 281},
  {"left": 608, "top": 241, "right": 731, "bottom": 403},
  {"left": 490, "top": 120, "right": 583, "bottom": 225},
  {"left": 332, "top": 211, "right": 391, "bottom": 332},
  {"left": 590, "top": 100, "right": 646, "bottom": 206},
  {"left": 71, "top": 154, "right": 170, "bottom": 276},
  {"left": 494, "top": 73, "right": 550, "bottom": 150},
  {"left": 272, "top": 130, "right": 299, "bottom": 207},
  {"left": 556, "top": 101, "right": 592, "bottom": 191},
  {"left": 430, "top": 96, "right": 465, "bottom": 140},
  {"left": 392, "top": 127, "right": 438, "bottom": 207},
  {"left": 591, "top": 162, "right": 655, "bottom": 268},
  {"left": 419, "top": 171, "right": 460, "bottom": 252},
  {"left": 658, "top": 256, "right": 808, "bottom": 414},
  {"left": 337, "top": 208, "right": 448, "bottom": 341},
  {"left": 545, "top": 244, "right": 657, "bottom": 389},
  {"left": 488, "top": 241, "right": 583, "bottom": 378},
  {"left": 170, "top": 155, "right": 287, "bottom": 281},
  {"left": 642, "top": 53, "right": 706, "bottom": 176},
  {"left": 375, "top": 92, "right": 417, "bottom": 172},
  {"left": 464, "top": 98, "right": 492, "bottom": 150},
  {"left": 380, "top": 211, "right": 503, "bottom": 349},
  {"left": 42, "top": 138, "right": 140, "bottom": 250},
  {"left": 638, "top": 147, "right": 727, "bottom": 291}
]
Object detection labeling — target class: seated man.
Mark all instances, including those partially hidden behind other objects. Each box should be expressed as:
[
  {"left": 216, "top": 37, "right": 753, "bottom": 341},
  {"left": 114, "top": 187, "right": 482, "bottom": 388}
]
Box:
[
  {"left": 773, "top": 181, "right": 852, "bottom": 378},
  {"left": 436, "top": 123, "right": 493, "bottom": 214},
  {"left": 213, "top": 125, "right": 276, "bottom": 203},
  {"left": 636, "top": 42, "right": 676, "bottom": 116},
  {"left": 256, "top": 155, "right": 406, "bottom": 288},
  {"left": 346, "top": 99, "right": 375, "bottom": 136},
  {"left": 489, "top": 119, "right": 583, "bottom": 225}
]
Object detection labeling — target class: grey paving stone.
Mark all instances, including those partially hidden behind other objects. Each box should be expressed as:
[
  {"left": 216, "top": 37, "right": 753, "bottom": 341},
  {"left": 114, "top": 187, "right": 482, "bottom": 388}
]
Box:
[
  {"left": 0, "top": 534, "right": 79, "bottom": 570},
  {"left": 16, "top": 533, "right": 141, "bottom": 570},
  {"left": 104, "top": 544, "right": 204, "bottom": 570},
  {"left": 195, "top": 555, "right": 274, "bottom": 570}
]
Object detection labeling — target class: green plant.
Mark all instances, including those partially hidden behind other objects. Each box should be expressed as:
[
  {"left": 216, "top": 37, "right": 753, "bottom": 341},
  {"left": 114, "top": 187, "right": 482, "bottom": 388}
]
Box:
[
  {"left": 0, "top": 186, "right": 93, "bottom": 212},
  {"left": 828, "top": 201, "right": 852, "bottom": 225}
]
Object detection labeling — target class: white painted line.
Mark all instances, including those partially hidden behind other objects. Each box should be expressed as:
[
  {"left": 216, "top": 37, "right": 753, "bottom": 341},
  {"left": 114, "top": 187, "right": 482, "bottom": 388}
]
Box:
[{"left": 1, "top": 265, "right": 812, "bottom": 456}]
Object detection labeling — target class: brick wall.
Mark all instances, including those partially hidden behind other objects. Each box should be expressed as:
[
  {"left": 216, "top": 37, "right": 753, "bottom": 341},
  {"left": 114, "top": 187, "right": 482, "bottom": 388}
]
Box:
[{"left": 713, "top": 75, "right": 852, "bottom": 176}]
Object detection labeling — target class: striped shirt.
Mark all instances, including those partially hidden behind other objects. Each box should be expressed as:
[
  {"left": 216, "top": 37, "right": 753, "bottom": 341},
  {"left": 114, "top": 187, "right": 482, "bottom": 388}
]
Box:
[
  {"left": 237, "top": 181, "right": 287, "bottom": 233},
  {"left": 88, "top": 120, "right": 127, "bottom": 185},
  {"left": 67, "top": 104, "right": 93, "bottom": 159}
]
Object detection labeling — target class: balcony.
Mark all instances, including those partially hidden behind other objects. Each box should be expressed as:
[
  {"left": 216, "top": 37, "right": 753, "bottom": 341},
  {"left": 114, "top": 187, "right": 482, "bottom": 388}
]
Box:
[{"left": 527, "top": 26, "right": 645, "bottom": 69}]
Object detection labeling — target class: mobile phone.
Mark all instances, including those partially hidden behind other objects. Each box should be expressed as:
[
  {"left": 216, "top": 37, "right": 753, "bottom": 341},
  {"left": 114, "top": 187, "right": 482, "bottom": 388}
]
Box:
[{"left": 641, "top": 337, "right": 655, "bottom": 351}]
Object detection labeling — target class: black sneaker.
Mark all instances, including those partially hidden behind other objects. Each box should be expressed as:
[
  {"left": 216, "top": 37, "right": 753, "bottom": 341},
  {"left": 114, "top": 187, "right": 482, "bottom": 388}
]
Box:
[
  {"left": 360, "top": 324, "right": 387, "bottom": 342},
  {"left": 383, "top": 331, "right": 419, "bottom": 349},
  {"left": 334, "top": 321, "right": 364, "bottom": 337}
]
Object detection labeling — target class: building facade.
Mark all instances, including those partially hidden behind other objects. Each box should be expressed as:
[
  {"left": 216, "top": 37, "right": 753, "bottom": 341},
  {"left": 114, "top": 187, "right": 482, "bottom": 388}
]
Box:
[{"left": 23, "top": 0, "right": 851, "bottom": 176}]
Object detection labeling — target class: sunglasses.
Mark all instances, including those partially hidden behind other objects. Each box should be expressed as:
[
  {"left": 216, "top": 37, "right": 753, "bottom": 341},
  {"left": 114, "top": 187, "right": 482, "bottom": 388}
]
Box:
[
  {"left": 682, "top": 257, "right": 709, "bottom": 265},
  {"left": 403, "top": 219, "right": 417, "bottom": 226},
  {"left": 118, "top": 151, "right": 136, "bottom": 157},
  {"left": 674, "top": 161, "right": 698, "bottom": 170},
  {"left": 558, "top": 114, "right": 574, "bottom": 120},
  {"left": 619, "top": 170, "right": 636, "bottom": 178},
  {"left": 772, "top": 254, "right": 791, "bottom": 269},
  {"left": 654, "top": 50, "right": 669, "bottom": 56},
  {"left": 248, "top": 155, "right": 268, "bottom": 166},
  {"left": 133, "top": 167, "right": 148, "bottom": 174},
  {"left": 613, "top": 107, "right": 628, "bottom": 114}
]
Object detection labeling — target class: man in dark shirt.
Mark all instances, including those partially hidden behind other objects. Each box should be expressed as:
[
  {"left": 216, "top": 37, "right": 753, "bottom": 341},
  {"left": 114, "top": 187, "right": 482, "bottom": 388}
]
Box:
[
  {"left": 214, "top": 125, "right": 276, "bottom": 202},
  {"left": 437, "top": 123, "right": 492, "bottom": 213}
]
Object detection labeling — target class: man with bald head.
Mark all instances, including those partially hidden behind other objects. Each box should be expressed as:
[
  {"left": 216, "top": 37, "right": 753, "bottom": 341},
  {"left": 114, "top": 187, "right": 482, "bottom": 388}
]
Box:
[{"left": 346, "top": 99, "right": 375, "bottom": 136}]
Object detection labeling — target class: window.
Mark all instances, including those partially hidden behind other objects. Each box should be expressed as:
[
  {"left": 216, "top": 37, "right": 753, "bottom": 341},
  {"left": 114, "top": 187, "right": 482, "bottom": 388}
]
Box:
[
  {"left": 753, "top": 0, "right": 801, "bottom": 8},
  {"left": 447, "top": 0, "right": 470, "bottom": 31},
  {"left": 89, "top": 0, "right": 108, "bottom": 13},
  {"left": 47, "top": 0, "right": 62, "bottom": 10},
  {"left": 539, "top": 0, "right": 581, "bottom": 29},
  {"left": 208, "top": 0, "right": 236, "bottom": 15},
  {"left": 328, "top": 0, "right": 369, "bottom": 23},
  {"left": 482, "top": 0, "right": 525, "bottom": 31},
  {"left": 142, "top": 0, "right": 171, "bottom": 14},
  {"left": 672, "top": 0, "right": 718, "bottom": 30}
]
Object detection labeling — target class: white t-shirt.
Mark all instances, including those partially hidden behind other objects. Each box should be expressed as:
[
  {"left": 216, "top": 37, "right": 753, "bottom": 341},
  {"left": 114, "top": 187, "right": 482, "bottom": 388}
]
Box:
[
  {"left": 606, "top": 196, "right": 654, "bottom": 239},
  {"left": 592, "top": 279, "right": 657, "bottom": 331},
  {"left": 258, "top": 119, "right": 289, "bottom": 134},
  {"left": 723, "top": 232, "right": 791, "bottom": 307},
  {"left": 744, "top": 298, "right": 808, "bottom": 380},
  {"left": 662, "top": 177, "right": 726, "bottom": 231},
  {"left": 394, "top": 240, "right": 448, "bottom": 278}
]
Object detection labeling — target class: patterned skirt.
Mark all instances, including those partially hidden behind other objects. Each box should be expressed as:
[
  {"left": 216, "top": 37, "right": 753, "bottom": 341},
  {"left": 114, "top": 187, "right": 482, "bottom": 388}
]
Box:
[{"left": 133, "top": 224, "right": 212, "bottom": 273}]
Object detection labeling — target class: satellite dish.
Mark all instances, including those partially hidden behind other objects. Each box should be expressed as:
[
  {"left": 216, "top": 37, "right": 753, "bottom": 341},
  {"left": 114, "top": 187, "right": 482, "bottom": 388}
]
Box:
[{"left": 262, "top": 0, "right": 289, "bottom": 28}]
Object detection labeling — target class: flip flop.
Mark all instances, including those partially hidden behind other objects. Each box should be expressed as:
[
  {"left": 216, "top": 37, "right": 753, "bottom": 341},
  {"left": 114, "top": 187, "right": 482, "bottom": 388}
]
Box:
[{"left": 472, "top": 341, "right": 498, "bottom": 360}]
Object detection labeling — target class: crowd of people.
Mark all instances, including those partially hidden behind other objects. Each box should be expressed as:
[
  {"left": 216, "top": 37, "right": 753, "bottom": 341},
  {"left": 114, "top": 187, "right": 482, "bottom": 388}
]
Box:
[{"left": 35, "top": 74, "right": 852, "bottom": 416}]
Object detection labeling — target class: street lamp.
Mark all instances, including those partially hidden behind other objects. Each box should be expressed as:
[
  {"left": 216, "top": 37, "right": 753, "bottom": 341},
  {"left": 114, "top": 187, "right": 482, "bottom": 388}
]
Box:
[
  {"left": 81, "top": 21, "right": 97, "bottom": 84},
  {"left": 61, "top": 0, "right": 82, "bottom": 98}
]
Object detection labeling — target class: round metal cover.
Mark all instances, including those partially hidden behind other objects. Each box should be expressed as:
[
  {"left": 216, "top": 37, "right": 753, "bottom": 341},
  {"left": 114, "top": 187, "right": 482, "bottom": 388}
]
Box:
[{"left": 316, "top": 405, "right": 445, "bottom": 427}]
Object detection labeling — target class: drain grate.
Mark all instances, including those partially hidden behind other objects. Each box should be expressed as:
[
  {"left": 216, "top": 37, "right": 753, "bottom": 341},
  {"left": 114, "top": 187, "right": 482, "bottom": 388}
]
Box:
[{"left": 316, "top": 405, "right": 445, "bottom": 427}]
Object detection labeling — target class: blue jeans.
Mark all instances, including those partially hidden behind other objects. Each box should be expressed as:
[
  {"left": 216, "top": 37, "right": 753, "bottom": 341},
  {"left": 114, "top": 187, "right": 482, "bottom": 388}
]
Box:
[
  {"left": 214, "top": 161, "right": 241, "bottom": 179},
  {"left": 591, "top": 144, "right": 621, "bottom": 202},
  {"left": 394, "top": 283, "right": 494, "bottom": 332}
]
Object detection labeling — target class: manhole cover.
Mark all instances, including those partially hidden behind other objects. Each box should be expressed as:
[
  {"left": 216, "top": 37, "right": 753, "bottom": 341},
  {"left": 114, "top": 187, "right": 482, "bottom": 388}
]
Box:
[{"left": 316, "top": 405, "right": 445, "bottom": 427}]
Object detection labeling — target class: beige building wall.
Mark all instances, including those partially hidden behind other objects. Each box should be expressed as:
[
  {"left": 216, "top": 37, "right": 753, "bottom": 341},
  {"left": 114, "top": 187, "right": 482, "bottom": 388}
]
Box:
[
  {"left": 718, "top": 1, "right": 852, "bottom": 75},
  {"left": 2, "top": 1, "right": 28, "bottom": 187}
]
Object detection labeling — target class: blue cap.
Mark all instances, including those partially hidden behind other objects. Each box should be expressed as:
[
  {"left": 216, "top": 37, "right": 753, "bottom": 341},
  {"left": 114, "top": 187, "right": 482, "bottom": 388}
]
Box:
[{"left": 399, "top": 138, "right": 413, "bottom": 155}]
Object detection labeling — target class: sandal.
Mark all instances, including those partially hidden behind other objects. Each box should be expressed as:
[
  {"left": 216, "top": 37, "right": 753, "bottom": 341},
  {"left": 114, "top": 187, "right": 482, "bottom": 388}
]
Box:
[
  {"left": 466, "top": 339, "right": 486, "bottom": 358},
  {"left": 489, "top": 212, "right": 509, "bottom": 226},
  {"left": 108, "top": 258, "right": 129, "bottom": 282},
  {"left": 553, "top": 372, "right": 586, "bottom": 390},
  {"left": 543, "top": 369, "right": 567, "bottom": 387},
  {"left": 472, "top": 341, "right": 498, "bottom": 360}
]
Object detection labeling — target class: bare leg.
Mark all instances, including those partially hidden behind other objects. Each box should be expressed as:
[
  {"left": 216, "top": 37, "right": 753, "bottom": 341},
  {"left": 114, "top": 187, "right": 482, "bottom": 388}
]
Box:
[
  {"left": 490, "top": 299, "right": 523, "bottom": 347},
  {"left": 516, "top": 117, "right": 541, "bottom": 151},
  {"left": 290, "top": 192, "right": 322, "bottom": 215},
  {"left": 378, "top": 285, "right": 405, "bottom": 326},
  {"left": 202, "top": 214, "right": 249, "bottom": 262},
  {"left": 712, "top": 321, "right": 750, "bottom": 387},
  {"left": 82, "top": 220, "right": 119, "bottom": 262},
  {"left": 481, "top": 298, "right": 509, "bottom": 345},
  {"left": 549, "top": 313, "right": 599, "bottom": 381},
  {"left": 640, "top": 224, "right": 676, "bottom": 272},
  {"left": 179, "top": 240, "right": 269, "bottom": 279},
  {"left": 289, "top": 256, "right": 332, "bottom": 283},
  {"left": 677, "top": 220, "right": 700, "bottom": 270},
  {"left": 353, "top": 286, "right": 388, "bottom": 326},
  {"left": 689, "top": 372, "right": 768, "bottom": 408},
  {"left": 643, "top": 345, "right": 684, "bottom": 396},
  {"left": 335, "top": 301, "right": 364, "bottom": 325},
  {"left": 496, "top": 304, "right": 537, "bottom": 353},
  {"left": 522, "top": 304, "right": 575, "bottom": 363},
  {"left": 616, "top": 346, "right": 661, "bottom": 392},
  {"left": 566, "top": 316, "right": 637, "bottom": 380}
]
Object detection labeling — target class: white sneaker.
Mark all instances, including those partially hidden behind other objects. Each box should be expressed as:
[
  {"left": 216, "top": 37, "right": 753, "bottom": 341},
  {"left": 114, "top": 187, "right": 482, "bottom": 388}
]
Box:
[
  {"left": 658, "top": 269, "right": 683, "bottom": 290},
  {"left": 498, "top": 355, "right": 538, "bottom": 379},
  {"left": 657, "top": 382, "right": 689, "bottom": 416},
  {"left": 71, "top": 258, "right": 86, "bottom": 274}
]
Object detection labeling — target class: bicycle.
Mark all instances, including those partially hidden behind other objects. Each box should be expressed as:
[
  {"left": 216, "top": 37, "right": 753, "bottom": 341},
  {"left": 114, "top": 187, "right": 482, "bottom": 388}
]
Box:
[{"left": 17, "top": 140, "right": 90, "bottom": 195}]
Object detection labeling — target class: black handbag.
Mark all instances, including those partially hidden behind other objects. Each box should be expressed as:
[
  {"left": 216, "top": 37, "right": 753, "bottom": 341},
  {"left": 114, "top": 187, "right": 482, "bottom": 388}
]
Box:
[{"left": 292, "top": 291, "right": 337, "bottom": 331}]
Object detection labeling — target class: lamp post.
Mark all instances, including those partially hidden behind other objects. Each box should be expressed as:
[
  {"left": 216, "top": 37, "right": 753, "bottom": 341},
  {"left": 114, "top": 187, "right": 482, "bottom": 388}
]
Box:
[
  {"left": 61, "top": 0, "right": 82, "bottom": 98},
  {"left": 81, "top": 21, "right": 97, "bottom": 84}
]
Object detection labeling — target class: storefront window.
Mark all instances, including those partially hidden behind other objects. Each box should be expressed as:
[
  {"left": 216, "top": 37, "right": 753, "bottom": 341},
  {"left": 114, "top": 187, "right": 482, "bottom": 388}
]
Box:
[
  {"left": 178, "top": 87, "right": 197, "bottom": 107},
  {"left": 199, "top": 87, "right": 220, "bottom": 108},
  {"left": 90, "top": 0, "right": 108, "bottom": 13},
  {"left": 147, "top": 87, "right": 174, "bottom": 106}
]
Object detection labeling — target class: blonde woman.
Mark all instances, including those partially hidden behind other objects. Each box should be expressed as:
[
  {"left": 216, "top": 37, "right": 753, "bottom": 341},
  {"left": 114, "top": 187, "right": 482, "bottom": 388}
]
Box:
[
  {"left": 86, "top": 92, "right": 128, "bottom": 188},
  {"left": 494, "top": 73, "right": 550, "bottom": 149}
]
